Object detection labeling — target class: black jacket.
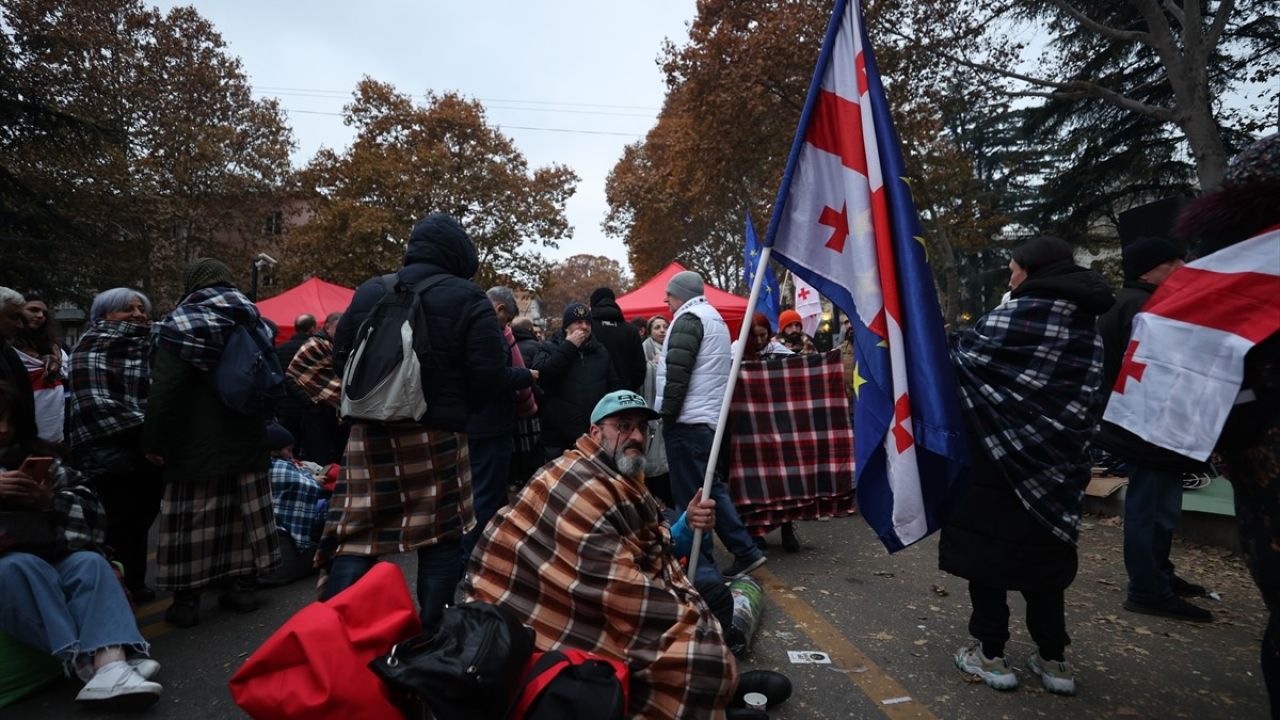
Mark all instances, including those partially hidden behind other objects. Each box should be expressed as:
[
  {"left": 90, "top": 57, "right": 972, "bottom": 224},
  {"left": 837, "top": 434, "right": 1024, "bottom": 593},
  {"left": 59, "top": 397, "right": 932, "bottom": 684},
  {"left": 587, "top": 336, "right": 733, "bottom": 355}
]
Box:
[
  {"left": 465, "top": 327, "right": 534, "bottom": 439},
  {"left": 531, "top": 333, "right": 623, "bottom": 449},
  {"left": 334, "top": 216, "right": 506, "bottom": 433},
  {"left": 1094, "top": 281, "right": 1209, "bottom": 472},
  {"left": 274, "top": 331, "right": 312, "bottom": 418},
  {"left": 590, "top": 299, "right": 647, "bottom": 391},
  {"left": 512, "top": 326, "right": 540, "bottom": 370},
  {"left": 0, "top": 342, "right": 37, "bottom": 450}
]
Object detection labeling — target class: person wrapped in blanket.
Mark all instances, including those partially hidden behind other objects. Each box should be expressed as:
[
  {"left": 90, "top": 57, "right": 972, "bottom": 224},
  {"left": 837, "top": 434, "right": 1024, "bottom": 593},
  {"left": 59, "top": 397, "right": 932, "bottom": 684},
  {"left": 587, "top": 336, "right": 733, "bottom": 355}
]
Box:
[
  {"left": 942, "top": 235, "right": 1114, "bottom": 696},
  {"left": 465, "top": 390, "right": 787, "bottom": 720},
  {"left": 0, "top": 381, "right": 163, "bottom": 710},
  {"left": 259, "top": 422, "right": 330, "bottom": 587}
]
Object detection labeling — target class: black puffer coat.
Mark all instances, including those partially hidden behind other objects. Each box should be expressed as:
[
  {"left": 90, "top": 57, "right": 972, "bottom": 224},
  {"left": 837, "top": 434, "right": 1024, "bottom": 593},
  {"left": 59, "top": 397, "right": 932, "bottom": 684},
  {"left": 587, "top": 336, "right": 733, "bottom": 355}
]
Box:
[
  {"left": 590, "top": 298, "right": 646, "bottom": 391},
  {"left": 531, "top": 333, "right": 623, "bottom": 449},
  {"left": 334, "top": 214, "right": 505, "bottom": 432}
]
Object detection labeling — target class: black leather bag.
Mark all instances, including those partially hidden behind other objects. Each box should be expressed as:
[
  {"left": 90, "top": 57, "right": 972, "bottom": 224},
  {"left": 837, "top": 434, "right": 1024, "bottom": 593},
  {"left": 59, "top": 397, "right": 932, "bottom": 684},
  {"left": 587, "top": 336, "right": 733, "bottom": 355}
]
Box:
[{"left": 368, "top": 602, "right": 535, "bottom": 720}]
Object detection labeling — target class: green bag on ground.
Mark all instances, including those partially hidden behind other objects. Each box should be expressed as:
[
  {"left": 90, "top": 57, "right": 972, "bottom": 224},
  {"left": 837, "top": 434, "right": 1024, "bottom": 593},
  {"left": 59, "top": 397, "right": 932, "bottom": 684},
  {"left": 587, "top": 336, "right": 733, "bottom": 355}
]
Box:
[{"left": 0, "top": 629, "right": 62, "bottom": 708}]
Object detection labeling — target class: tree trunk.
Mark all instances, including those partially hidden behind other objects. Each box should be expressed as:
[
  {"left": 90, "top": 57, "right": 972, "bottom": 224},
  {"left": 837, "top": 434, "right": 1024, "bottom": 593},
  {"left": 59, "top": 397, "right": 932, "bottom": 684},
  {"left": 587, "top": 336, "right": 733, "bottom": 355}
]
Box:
[{"left": 1181, "top": 105, "right": 1229, "bottom": 191}]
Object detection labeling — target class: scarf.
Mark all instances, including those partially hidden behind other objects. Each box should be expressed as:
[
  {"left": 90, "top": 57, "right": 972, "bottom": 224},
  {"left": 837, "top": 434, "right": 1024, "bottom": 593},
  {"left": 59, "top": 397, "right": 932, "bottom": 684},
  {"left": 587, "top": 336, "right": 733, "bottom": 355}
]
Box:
[
  {"left": 67, "top": 321, "right": 151, "bottom": 446},
  {"left": 152, "top": 287, "right": 264, "bottom": 371}
]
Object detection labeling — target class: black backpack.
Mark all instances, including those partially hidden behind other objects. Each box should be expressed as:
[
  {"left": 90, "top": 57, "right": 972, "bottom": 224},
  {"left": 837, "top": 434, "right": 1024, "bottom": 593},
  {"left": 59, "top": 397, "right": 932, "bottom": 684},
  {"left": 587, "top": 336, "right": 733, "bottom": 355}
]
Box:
[
  {"left": 212, "top": 317, "right": 285, "bottom": 415},
  {"left": 340, "top": 274, "right": 449, "bottom": 422},
  {"left": 508, "top": 649, "right": 629, "bottom": 720}
]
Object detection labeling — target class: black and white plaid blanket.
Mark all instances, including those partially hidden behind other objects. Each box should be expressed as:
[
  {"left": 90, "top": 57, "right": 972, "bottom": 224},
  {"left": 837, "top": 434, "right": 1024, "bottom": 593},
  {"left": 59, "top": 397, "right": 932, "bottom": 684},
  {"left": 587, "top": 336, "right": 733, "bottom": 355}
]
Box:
[
  {"left": 950, "top": 297, "right": 1105, "bottom": 545},
  {"left": 152, "top": 287, "right": 264, "bottom": 372},
  {"left": 66, "top": 320, "right": 151, "bottom": 446}
]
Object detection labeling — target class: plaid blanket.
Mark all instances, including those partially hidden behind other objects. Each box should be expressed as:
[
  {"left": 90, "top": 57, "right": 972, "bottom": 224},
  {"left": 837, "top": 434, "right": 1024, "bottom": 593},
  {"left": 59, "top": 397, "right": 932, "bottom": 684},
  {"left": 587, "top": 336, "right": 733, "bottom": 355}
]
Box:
[
  {"left": 152, "top": 287, "right": 263, "bottom": 372},
  {"left": 51, "top": 462, "right": 106, "bottom": 557},
  {"left": 66, "top": 321, "right": 151, "bottom": 447},
  {"left": 286, "top": 335, "right": 340, "bottom": 408},
  {"left": 156, "top": 469, "right": 280, "bottom": 591},
  {"left": 269, "top": 457, "right": 326, "bottom": 551},
  {"left": 727, "top": 350, "right": 856, "bottom": 533},
  {"left": 465, "top": 435, "right": 736, "bottom": 719},
  {"left": 950, "top": 296, "right": 1105, "bottom": 545},
  {"left": 316, "top": 423, "right": 474, "bottom": 567}
]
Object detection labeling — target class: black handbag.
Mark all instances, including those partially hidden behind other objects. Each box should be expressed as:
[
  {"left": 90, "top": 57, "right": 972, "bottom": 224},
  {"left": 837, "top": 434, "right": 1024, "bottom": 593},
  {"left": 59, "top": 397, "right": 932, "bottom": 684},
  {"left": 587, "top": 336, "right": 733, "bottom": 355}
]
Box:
[{"left": 368, "top": 602, "right": 535, "bottom": 720}]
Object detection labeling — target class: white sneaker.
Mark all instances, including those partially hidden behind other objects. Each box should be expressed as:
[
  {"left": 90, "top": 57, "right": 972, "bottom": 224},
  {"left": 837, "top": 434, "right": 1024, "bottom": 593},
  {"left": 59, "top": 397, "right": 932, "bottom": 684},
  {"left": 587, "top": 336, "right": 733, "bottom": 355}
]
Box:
[
  {"left": 1027, "top": 652, "right": 1076, "bottom": 695},
  {"left": 129, "top": 657, "right": 161, "bottom": 680},
  {"left": 954, "top": 642, "right": 1018, "bottom": 690},
  {"left": 75, "top": 661, "right": 162, "bottom": 710}
]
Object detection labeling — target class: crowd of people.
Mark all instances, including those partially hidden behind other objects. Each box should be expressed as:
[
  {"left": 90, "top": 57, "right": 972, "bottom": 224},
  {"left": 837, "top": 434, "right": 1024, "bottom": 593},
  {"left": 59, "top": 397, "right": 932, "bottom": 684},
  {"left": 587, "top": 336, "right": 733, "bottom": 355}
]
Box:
[{"left": 0, "top": 133, "right": 1276, "bottom": 718}]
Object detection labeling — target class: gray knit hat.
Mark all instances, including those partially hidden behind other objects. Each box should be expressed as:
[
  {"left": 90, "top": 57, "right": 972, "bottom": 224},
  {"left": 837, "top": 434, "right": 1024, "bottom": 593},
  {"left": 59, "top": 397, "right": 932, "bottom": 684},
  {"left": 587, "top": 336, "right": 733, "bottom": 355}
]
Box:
[{"left": 666, "top": 270, "right": 704, "bottom": 303}]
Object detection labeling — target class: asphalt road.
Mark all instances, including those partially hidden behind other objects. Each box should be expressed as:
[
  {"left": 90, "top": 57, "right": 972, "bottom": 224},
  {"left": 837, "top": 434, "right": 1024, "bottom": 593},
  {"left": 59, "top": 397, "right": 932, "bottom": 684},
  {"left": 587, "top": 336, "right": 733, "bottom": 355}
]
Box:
[{"left": 8, "top": 513, "right": 1269, "bottom": 719}]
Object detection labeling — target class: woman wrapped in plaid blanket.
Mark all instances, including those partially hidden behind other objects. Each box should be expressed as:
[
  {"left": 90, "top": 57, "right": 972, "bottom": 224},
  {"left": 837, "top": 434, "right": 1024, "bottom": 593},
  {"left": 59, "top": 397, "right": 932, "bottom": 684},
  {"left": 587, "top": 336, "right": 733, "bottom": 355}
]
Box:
[
  {"left": 143, "top": 259, "right": 279, "bottom": 629},
  {"left": 941, "top": 236, "right": 1114, "bottom": 696}
]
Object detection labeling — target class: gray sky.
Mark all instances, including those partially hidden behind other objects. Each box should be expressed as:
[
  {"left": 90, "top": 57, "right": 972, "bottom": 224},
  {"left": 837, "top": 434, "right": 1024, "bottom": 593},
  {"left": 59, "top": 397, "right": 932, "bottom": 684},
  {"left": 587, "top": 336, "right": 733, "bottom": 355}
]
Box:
[{"left": 159, "top": 1, "right": 698, "bottom": 272}]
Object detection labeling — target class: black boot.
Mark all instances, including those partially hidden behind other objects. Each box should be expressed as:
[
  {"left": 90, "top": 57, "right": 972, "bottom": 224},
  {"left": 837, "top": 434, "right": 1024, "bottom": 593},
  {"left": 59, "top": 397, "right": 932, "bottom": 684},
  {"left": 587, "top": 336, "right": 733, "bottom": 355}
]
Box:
[
  {"left": 781, "top": 523, "right": 801, "bottom": 553},
  {"left": 218, "top": 575, "right": 261, "bottom": 613}
]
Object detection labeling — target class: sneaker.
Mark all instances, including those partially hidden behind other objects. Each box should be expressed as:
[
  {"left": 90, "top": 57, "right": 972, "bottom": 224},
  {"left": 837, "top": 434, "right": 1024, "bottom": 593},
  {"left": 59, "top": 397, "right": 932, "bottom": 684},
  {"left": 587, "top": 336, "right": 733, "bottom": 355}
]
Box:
[
  {"left": 1123, "top": 596, "right": 1213, "bottom": 622},
  {"left": 954, "top": 643, "right": 1018, "bottom": 691},
  {"left": 75, "top": 661, "right": 162, "bottom": 710},
  {"left": 1171, "top": 575, "right": 1207, "bottom": 598},
  {"left": 1027, "top": 652, "right": 1076, "bottom": 695},
  {"left": 781, "top": 522, "right": 801, "bottom": 553},
  {"left": 129, "top": 658, "right": 160, "bottom": 680},
  {"left": 722, "top": 553, "right": 767, "bottom": 580}
]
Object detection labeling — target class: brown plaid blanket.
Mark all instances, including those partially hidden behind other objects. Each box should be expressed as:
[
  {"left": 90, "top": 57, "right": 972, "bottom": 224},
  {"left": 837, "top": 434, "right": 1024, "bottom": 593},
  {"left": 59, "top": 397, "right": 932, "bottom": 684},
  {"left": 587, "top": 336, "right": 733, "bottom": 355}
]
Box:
[
  {"left": 316, "top": 423, "right": 474, "bottom": 567},
  {"left": 286, "top": 334, "right": 340, "bottom": 408},
  {"left": 156, "top": 469, "right": 280, "bottom": 591},
  {"left": 727, "top": 350, "right": 857, "bottom": 534},
  {"left": 464, "top": 435, "right": 736, "bottom": 719}
]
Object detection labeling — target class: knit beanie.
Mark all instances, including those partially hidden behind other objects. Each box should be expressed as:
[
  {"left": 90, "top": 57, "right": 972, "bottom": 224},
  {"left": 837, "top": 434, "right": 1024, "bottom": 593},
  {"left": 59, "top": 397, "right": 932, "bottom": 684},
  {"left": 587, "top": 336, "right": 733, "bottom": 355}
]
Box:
[
  {"left": 265, "top": 422, "right": 295, "bottom": 451},
  {"left": 589, "top": 287, "right": 616, "bottom": 307},
  {"left": 666, "top": 271, "right": 704, "bottom": 303},
  {"left": 182, "top": 257, "right": 236, "bottom": 295},
  {"left": 778, "top": 309, "right": 803, "bottom": 331},
  {"left": 1122, "top": 237, "right": 1184, "bottom": 281},
  {"left": 563, "top": 303, "right": 590, "bottom": 328}
]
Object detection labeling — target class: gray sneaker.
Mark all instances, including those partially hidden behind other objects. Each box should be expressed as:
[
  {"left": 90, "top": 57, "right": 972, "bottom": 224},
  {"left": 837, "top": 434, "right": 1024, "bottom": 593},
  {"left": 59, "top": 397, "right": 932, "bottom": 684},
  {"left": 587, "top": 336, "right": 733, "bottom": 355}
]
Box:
[
  {"left": 954, "top": 643, "right": 1018, "bottom": 691},
  {"left": 1027, "top": 652, "right": 1076, "bottom": 695}
]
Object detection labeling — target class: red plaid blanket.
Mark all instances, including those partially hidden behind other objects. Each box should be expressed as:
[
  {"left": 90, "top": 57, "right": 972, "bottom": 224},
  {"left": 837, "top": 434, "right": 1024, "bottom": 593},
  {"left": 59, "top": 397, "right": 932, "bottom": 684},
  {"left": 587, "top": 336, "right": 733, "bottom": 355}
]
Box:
[{"left": 727, "top": 350, "right": 856, "bottom": 534}]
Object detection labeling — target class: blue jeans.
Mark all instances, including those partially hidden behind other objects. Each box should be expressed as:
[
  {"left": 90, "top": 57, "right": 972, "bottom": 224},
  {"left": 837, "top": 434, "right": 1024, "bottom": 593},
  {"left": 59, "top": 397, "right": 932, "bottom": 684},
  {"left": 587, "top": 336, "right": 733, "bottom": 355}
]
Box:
[
  {"left": 1123, "top": 465, "right": 1184, "bottom": 603},
  {"left": 461, "top": 434, "right": 513, "bottom": 568},
  {"left": 324, "top": 540, "right": 461, "bottom": 629},
  {"left": 0, "top": 551, "right": 148, "bottom": 668},
  {"left": 663, "top": 423, "right": 761, "bottom": 575}
]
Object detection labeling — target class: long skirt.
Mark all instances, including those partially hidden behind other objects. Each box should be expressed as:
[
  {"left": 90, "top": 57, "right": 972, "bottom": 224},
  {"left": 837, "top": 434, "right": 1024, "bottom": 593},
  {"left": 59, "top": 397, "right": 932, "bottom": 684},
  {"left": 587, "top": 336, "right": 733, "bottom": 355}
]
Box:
[{"left": 156, "top": 469, "right": 279, "bottom": 591}]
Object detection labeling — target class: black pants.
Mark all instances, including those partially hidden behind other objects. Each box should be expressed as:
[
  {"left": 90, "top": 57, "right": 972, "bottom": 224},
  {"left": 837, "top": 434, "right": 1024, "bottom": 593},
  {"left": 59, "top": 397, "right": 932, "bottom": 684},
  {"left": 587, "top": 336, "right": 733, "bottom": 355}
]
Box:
[
  {"left": 85, "top": 445, "right": 164, "bottom": 593},
  {"left": 968, "top": 582, "right": 1069, "bottom": 661},
  {"left": 300, "top": 405, "right": 346, "bottom": 465}
]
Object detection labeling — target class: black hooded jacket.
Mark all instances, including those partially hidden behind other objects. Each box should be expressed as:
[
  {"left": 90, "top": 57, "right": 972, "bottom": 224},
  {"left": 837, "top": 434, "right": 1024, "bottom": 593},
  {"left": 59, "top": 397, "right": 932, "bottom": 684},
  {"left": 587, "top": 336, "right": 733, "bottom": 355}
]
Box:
[
  {"left": 590, "top": 298, "right": 646, "bottom": 391},
  {"left": 1008, "top": 261, "right": 1115, "bottom": 315},
  {"left": 531, "top": 332, "right": 623, "bottom": 449},
  {"left": 334, "top": 214, "right": 505, "bottom": 432}
]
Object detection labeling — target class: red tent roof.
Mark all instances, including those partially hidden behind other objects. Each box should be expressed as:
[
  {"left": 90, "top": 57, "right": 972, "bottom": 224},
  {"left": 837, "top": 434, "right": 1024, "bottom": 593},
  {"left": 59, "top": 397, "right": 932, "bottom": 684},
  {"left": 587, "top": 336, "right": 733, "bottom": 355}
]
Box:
[
  {"left": 615, "top": 262, "right": 748, "bottom": 338},
  {"left": 256, "top": 277, "right": 355, "bottom": 345}
]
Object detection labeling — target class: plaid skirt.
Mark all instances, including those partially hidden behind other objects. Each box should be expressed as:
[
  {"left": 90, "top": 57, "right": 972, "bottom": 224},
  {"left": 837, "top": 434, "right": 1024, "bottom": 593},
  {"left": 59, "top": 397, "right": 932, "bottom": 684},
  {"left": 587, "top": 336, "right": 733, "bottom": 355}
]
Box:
[
  {"left": 316, "top": 423, "right": 474, "bottom": 566},
  {"left": 156, "top": 469, "right": 280, "bottom": 591}
]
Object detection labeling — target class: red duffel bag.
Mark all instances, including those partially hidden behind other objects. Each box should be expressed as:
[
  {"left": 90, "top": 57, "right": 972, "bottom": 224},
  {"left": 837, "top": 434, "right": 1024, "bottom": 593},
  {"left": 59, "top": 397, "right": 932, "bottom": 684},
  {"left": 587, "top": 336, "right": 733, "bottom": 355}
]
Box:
[{"left": 229, "top": 562, "right": 422, "bottom": 719}]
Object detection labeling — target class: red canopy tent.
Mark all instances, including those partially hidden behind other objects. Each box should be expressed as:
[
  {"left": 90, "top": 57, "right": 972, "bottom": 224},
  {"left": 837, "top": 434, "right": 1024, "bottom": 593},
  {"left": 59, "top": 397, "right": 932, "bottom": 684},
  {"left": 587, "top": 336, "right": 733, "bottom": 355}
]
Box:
[
  {"left": 615, "top": 262, "right": 749, "bottom": 338},
  {"left": 256, "top": 277, "right": 356, "bottom": 345}
]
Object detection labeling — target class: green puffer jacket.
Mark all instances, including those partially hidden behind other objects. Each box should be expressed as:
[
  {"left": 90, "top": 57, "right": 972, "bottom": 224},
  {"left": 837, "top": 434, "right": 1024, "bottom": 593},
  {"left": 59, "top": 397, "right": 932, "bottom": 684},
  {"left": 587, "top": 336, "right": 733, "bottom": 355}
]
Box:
[{"left": 143, "top": 345, "right": 268, "bottom": 480}]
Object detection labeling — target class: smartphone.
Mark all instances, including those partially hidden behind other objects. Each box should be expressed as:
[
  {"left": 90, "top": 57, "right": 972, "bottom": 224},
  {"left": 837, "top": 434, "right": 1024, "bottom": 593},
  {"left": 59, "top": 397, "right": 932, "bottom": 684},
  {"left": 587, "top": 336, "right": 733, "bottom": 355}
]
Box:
[{"left": 18, "top": 456, "right": 54, "bottom": 486}]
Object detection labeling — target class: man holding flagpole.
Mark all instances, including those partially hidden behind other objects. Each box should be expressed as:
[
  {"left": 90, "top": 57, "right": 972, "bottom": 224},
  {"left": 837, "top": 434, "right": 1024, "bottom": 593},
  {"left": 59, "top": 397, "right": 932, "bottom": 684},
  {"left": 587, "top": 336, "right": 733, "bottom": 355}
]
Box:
[{"left": 656, "top": 270, "right": 767, "bottom": 582}]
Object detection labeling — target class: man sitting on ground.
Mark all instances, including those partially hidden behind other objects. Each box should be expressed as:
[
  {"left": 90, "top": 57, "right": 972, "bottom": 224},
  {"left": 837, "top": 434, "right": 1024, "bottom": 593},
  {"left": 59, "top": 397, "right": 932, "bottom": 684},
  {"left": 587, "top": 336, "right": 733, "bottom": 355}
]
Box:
[{"left": 464, "top": 390, "right": 736, "bottom": 718}]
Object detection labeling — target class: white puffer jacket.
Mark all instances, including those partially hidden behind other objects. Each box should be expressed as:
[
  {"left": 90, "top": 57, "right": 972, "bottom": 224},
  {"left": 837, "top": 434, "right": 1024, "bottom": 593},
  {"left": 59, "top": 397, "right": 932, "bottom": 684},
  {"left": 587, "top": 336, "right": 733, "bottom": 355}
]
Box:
[{"left": 655, "top": 296, "right": 731, "bottom": 426}]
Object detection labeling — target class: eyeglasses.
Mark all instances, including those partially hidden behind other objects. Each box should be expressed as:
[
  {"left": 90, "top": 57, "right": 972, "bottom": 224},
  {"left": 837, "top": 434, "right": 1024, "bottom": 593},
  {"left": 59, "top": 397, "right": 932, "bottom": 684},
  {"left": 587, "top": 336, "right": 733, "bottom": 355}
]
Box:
[{"left": 599, "top": 419, "right": 646, "bottom": 436}]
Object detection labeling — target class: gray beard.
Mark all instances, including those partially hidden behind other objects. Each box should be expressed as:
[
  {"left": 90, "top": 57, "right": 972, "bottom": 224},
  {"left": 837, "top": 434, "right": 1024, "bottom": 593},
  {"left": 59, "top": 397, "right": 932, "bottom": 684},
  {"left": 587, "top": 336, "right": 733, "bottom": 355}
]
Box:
[{"left": 614, "top": 451, "right": 646, "bottom": 479}]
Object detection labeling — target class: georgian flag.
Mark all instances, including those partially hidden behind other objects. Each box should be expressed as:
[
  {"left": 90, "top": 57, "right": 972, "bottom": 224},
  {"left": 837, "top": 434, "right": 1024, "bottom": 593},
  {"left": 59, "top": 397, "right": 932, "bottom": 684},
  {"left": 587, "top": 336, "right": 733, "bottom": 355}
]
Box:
[
  {"left": 1103, "top": 226, "right": 1280, "bottom": 460},
  {"left": 761, "top": 0, "right": 968, "bottom": 551},
  {"left": 794, "top": 274, "right": 822, "bottom": 336}
]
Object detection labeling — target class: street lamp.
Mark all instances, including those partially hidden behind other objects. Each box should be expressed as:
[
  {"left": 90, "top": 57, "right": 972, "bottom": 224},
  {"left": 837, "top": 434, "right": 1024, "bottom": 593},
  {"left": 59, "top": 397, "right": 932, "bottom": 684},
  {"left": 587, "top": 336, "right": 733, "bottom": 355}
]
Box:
[{"left": 250, "top": 252, "right": 278, "bottom": 301}]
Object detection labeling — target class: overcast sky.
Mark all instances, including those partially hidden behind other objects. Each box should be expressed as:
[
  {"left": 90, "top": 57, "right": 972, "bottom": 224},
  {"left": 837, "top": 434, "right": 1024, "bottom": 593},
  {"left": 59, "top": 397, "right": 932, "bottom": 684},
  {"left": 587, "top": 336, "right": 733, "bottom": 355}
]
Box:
[{"left": 157, "top": 1, "right": 699, "bottom": 272}]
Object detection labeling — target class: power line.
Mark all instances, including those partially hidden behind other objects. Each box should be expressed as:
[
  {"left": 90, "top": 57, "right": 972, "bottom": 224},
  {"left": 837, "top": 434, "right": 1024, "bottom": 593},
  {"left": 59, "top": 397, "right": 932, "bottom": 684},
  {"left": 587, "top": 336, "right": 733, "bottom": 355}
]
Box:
[
  {"left": 254, "top": 85, "right": 659, "bottom": 112},
  {"left": 282, "top": 108, "right": 642, "bottom": 138}
]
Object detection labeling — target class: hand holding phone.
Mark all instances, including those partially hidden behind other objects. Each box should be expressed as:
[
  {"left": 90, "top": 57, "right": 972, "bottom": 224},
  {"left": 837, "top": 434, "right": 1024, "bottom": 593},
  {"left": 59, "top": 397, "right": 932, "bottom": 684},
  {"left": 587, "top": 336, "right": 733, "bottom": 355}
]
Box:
[{"left": 18, "top": 456, "right": 54, "bottom": 486}]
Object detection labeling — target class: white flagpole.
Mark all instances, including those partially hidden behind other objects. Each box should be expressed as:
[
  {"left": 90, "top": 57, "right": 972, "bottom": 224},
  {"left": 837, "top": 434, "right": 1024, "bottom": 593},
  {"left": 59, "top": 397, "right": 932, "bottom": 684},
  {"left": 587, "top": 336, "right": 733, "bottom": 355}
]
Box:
[{"left": 686, "top": 244, "right": 771, "bottom": 581}]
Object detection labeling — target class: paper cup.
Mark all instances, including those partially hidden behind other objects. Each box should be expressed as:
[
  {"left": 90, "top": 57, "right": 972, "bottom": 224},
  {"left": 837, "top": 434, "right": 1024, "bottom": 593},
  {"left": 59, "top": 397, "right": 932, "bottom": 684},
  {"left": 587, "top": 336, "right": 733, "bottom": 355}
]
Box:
[{"left": 743, "top": 691, "right": 768, "bottom": 710}]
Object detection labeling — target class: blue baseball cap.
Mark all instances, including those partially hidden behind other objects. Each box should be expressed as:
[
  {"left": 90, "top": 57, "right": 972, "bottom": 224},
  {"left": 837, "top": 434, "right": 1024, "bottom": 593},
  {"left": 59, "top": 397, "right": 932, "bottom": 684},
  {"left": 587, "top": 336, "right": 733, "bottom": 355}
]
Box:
[{"left": 590, "top": 390, "right": 660, "bottom": 425}]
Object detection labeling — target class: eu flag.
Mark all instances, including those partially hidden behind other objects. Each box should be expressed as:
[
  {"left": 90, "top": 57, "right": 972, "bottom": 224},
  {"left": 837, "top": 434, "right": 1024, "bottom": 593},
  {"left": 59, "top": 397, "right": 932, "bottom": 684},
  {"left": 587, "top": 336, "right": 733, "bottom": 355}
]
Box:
[{"left": 743, "top": 213, "right": 781, "bottom": 330}]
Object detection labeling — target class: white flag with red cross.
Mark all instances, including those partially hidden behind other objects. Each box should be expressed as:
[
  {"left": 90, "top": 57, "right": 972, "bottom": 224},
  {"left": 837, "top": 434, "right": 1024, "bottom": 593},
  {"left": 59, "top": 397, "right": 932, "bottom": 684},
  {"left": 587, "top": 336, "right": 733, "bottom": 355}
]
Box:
[{"left": 1102, "top": 225, "right": 1280, "bottom": 460}]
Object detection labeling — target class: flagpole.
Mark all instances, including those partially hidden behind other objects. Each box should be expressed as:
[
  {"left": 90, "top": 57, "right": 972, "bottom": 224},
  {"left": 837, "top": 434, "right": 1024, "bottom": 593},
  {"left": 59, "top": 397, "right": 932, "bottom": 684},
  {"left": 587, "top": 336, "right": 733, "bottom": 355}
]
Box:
[{"left": 686, "top": 243, "right": 772, "bottom": 581}]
